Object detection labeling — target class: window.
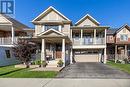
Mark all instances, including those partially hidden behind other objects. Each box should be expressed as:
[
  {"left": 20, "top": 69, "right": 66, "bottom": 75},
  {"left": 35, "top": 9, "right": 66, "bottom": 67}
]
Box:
[
  {"left": 5, "top": 50, "right": 11, "bottom": 58},
  {"left": 45, "top": 25, "right": 59, "bottom": 31},
  {"left": 120, "top": 34, "right": 128, "bottom": 41},
  {"left": 74, "top": 33, "right": 80, "bottom": 40}
]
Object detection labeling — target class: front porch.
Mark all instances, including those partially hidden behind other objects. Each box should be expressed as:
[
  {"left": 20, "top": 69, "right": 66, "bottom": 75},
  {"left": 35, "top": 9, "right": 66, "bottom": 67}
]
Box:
[
  {"left": 107, "top": 44, "right": 130, "bottom": 62},
  {"left": 40, "top": 37, "right": 72, "bottom": 67},
  {"left": 29, "top": 29, "right": 73, "bottom": 67}
]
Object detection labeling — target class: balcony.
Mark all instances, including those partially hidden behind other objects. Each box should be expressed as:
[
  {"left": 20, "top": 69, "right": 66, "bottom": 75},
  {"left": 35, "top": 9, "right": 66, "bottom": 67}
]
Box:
[
  {"left": 0, "top": 36, "right": 31, "bottom": 45},
  {"left": 0, "top": 37, "right": 18, "bottom": 45},
  {"left": 73, "top": 38, "right": 105, "bottom": 45}
]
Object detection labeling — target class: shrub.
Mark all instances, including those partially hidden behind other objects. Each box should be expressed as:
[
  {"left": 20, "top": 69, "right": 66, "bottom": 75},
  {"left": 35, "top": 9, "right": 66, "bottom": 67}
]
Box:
[
  {"left": 31, "top": 61, "right": 35, "bottom": 65},
  {"left": 35, "top": 60, "right": 41, "bottom": 67},
  {"left": 116, "top": 60, "right": 121, "bottom": 63},
  {"left": 42, "top": 61, "right": 47, "bottom": 67},
  {"left": 123, "top": 58, "right": 129, "bottom": 64},
  {"left": 57, "top": 60, "right": 64, "bottom": 67}
]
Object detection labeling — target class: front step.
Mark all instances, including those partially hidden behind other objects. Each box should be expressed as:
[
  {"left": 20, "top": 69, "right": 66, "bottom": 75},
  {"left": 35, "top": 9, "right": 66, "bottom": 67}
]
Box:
[{"left": 46, "top": 60, "right": 59, "bottom": 67}]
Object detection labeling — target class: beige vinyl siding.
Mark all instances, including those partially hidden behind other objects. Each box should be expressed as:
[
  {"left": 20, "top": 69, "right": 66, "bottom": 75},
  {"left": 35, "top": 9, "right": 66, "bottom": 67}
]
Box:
[
  {"left": 41, "top": 10, "right": 65, "bottom": 21},
  {"left": 77, "top": 18, "right": 98, "bottom": 27},
  {"left": 62, "top": 24, "right": 70, "bottom": 37},
  {"left": 0, "top": 14, "right": 11, "bottom": 24},
  {"left": 35, "top": 25, "right": 42, "bottom": 36}
]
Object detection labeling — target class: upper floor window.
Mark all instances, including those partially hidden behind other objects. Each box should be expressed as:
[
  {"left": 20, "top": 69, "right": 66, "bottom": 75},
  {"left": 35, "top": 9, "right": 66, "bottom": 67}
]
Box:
[
  {"left": 45, "top": 25, "right": 59, "bottom": 31},
  {"left": 120, "top": 34, "right": 128, "bottom": 41}
]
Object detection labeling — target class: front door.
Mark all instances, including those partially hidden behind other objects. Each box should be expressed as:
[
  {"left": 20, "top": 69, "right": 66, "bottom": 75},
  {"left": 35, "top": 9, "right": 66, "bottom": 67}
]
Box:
[{"left": 55, "top": 44, "right": 62, "bottom": 59}]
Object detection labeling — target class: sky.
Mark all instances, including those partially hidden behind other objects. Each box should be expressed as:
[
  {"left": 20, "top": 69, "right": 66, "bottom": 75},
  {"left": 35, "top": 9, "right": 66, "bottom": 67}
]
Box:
[{"left": 14, "top": 0, "right": 130, "bottom": 28}]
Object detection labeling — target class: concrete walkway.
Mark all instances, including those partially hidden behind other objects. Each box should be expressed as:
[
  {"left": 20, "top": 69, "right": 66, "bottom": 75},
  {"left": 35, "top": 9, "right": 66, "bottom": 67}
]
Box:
[
  {"left": 57, "top": 62, "right": 130, "bottom": 78},
  {"left": 0, "top": 78, "right": 130, "bottom": 87}
]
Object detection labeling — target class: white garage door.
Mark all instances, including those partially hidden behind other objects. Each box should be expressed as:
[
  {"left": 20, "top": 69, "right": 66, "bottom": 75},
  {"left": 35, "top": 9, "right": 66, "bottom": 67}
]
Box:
[{"left": 75, "top": 54, "right": 99, "bottom": 62}]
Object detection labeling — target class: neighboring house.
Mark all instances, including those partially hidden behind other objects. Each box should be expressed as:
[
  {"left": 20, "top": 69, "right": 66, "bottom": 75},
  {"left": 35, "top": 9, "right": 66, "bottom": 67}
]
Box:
[
  {"left": 0, "top": 14, "right": 34, "bottom": 66},
  {"left": 107, "top": 24, "right": 130, "bottom": 62},
  {"left": 30, "top": 6, "right": 109, "bottom": 67}
]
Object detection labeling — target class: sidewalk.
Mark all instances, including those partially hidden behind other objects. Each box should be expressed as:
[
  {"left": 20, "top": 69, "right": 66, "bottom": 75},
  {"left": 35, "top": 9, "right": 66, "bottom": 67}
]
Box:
[{"left": 0, "top": 78, "right": 130, "bottom": 87}]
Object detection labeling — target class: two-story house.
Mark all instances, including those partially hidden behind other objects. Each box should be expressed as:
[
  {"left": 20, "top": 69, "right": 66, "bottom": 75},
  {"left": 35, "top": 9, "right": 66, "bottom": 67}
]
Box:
[
  {"left": 30, "top": 6, "right": 109, "bottom": 67},
  {"left": 0, "top": 14, "right": 34, "bottom": 66},
  {"left": 107, "top": 24, "right": 130, "bottom": 62}
]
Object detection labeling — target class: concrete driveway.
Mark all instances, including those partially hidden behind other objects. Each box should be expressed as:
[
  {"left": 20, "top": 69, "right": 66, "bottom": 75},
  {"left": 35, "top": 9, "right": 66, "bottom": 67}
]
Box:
[{"left": 57, "top": 62, "right": 130, "bottom": 79}]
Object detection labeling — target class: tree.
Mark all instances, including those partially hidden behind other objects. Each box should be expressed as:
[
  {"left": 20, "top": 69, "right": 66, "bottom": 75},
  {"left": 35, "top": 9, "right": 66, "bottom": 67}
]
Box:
[{"left": 13, "top": 40, "right": 37, "bottom": 68}]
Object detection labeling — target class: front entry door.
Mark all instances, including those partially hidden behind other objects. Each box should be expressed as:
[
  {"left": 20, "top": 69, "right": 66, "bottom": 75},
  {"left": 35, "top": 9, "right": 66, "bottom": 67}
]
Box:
[{"left": 55, "top": 44, "right": 62, "bottom": 59}]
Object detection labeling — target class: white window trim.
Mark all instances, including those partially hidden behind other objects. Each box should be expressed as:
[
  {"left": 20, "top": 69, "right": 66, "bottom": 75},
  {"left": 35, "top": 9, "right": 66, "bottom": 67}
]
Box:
[
  {"left": 120, "top": 34, "right": 128, "bottom": 41},
  {"left": 42, "top": 25, "right": 45, "bottom": 32},
  {"left": 59, "top": 25, "right": 62, "bottom": 32}
]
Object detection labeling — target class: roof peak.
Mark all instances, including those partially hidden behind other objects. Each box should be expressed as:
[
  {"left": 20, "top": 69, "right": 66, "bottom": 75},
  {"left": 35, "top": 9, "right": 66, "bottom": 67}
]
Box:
[
  {"left": 75, "top": 14, "right": 100, "bottom": 25},
  {"left": 32, "top": 6, "right": 71, "bottom": 22}
]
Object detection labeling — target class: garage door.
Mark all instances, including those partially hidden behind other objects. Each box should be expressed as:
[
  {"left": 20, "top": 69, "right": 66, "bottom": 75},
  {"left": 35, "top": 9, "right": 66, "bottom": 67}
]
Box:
[{"left": 75, "top": 54, "right": 99, "bottom": 62}]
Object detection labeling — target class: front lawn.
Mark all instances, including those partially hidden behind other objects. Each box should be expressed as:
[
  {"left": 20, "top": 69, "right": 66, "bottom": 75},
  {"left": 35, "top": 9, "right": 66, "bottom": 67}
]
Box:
[
  {"left": 107, "top": 61, "right": 130, "bottom": 74},
  {"left": 0, "top": 65, "right": 57, "bottom": 78}
]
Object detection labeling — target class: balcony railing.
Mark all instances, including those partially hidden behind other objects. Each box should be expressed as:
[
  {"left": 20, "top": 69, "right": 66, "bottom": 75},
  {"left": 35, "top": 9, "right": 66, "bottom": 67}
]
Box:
[
  {"left": 0, "top": 36, "right": 32, "bottom": 45},
  {"left": 73, "top": 38, "right": 105, "bottom": 45},
  {"left": 0, "top": 37, "right": 19, "bottom": 45}
]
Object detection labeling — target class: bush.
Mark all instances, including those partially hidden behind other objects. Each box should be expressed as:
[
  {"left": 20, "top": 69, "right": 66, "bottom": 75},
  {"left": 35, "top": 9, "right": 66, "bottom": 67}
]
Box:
[
  {"left": 123, "top": 58, "right": 129, "bottom": 64},
  {"left": 57, "top": 60, "right": 64, "bottom": 67},
  {"left": 35, "top": 60, "right": 41, "bottom": 67},
  {"left": 42, "top": 61, "right": 47, "bottom": 67},
  {"left": 31, "top": 61, "right": 35, "bottom": 65},
  {"left": 116, "top": 60, "right": 121, "bottom": 63}
]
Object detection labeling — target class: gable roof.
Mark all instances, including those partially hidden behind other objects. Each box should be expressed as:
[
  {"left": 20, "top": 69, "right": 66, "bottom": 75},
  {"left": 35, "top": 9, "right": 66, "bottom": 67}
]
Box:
[
  {"left": 116, "top": 24, "right": 130, "bottom": 34},
  {"left": 107, "top": 28, "right": 118, "bottom": 35},
  {"left": 32, "top": 6, "right": 71, "bottom": 22},
  {"left": 38, "top": 28, "right": 65, "bottom": 37},
  {"left": 107, "top": 24, "right": 130, "bottom": 35},
  {"left": 75, "top": 14, "right": 100, "bottom": 26},
  {"left": 0, "top": 14, "right": 29, "bottom": 29}
]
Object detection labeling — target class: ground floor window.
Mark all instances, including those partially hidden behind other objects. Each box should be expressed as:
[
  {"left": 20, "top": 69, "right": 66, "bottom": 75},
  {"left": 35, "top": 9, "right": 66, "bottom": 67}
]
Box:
[{"left": 5, "top": 50, "right": 11, "bottom": 58}]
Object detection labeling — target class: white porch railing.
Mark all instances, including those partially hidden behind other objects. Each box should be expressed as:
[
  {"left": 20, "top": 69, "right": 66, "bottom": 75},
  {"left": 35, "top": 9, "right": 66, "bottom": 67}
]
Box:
[
  {"left": 73, "top": 38, "right": 105, "bottom": 45},
  {"left": 0, "top": 37, "right": 20, "bottom": 45}
]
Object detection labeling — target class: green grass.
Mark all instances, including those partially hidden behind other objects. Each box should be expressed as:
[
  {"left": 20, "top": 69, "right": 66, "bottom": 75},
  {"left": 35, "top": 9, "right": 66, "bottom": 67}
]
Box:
[
  {"left": 0, "top": 65, "right": 57, "bottom": 78},
  {"left": 107, "top": 61, "right": 130, "bottom": 74}
]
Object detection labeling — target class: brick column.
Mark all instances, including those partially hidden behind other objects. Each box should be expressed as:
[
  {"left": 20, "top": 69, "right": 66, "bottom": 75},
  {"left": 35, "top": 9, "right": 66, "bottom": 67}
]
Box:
[
  {"left": 125, "top": 45, "right": 128, "bottom": 58},
  {"left": 115, "top": 45, "right": 117, "bottom": 63}
]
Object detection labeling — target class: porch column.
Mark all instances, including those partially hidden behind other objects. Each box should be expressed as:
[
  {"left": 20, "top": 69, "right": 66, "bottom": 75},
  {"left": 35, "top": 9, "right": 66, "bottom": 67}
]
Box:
[
  {"left": 11, "top": 26, "right": 14, "bottom": 44},
  {"left": 104, "top": 48, "right": 107, "bottom": 64},
  {"left": 125, "top": 45, "right": 127, "bottom": 58},
  {"left": 94, "top": 29, "right": 96, "bottom": 44},
  {"left": 80, "top": 29, "right": 83, "bottom": 45},
  {"left": 70, "top": 48, "right": 73, "bottom": 64},
  {"left": 115, "top": 45, "right": 117, "bottom": 63},
  {"left": 41, "top": 39, "right": 46, "bottom": 61},
  {"left": 62, "top": 39, "right": 65, "bottom": 66}
]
